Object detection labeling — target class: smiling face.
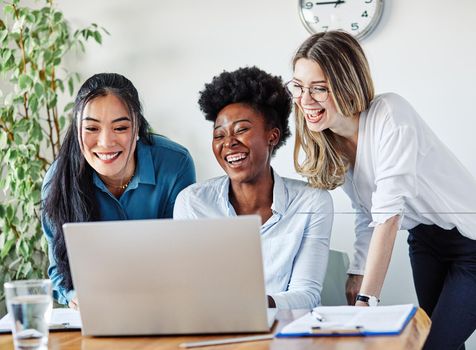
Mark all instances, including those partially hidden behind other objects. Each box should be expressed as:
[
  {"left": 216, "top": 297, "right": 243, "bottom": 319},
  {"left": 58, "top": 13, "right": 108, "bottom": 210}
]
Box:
[
  {"left": 212, "top": 103, "right": 279, "bottom": 185},
  {"left": 293, "top": 58, "right": 343, "bottom": 133},
  {"left": 79, "top": 93, "right": 137, "bottom": 186}
]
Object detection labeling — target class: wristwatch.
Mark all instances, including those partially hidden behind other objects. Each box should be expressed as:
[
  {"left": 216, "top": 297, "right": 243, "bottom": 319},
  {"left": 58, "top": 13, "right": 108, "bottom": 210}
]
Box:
[{"left": 356, "top": 293, "right": 380, "bottom": 307}]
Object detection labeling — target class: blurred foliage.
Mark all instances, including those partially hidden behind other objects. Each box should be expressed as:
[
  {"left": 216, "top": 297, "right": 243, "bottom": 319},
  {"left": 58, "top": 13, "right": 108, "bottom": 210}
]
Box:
[{"left": 0, "top": 0, "right": 107, "bottom": 302}]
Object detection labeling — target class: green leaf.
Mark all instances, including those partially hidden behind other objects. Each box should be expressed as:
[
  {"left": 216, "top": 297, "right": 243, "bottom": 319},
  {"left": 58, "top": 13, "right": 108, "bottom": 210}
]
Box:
[
  {"left": 31, "top": 121, "right": 42, "bottom": 141},
  {"left": 29, "top": 95, "right": 38, "bottom": 113},
  {"left": 34, "top": 82, "right": 44, "bottom": 96},
  {"left": 3, "top": 5, "right": 14, "bottom": 16},
  {"left": 59, "top": 115, "right": 66, "bottom": 129},
  {"left": 101, "top": 26, "right": 111, "bottom": 36},
  {"left": 1, "top": 239, "right": 15, "bottom": 259},
  {"left": 16, "top": 166, "right": 25, "bottom": 180},
  {"left": 18, "top": 74, "right": 32, "bottom": 90},
  {"left": 25, "top": 12, "right": 35, "bottom": 24},
  {"left": 0, "top": 204, "right": 5, "bottom": 218},
  {"left": 64, "top": 101, "right": 74, "bottom": 112},
  {"left": 0, "top": 30, "right": 8, "bottom": 43},
  {"left": 67, "top": 77, "right": 74, "bottom": 96},
  {"left": 19, "top": 239, "right": 29, "bottom": 257},
  {"left": 93, "top": 31, "right": 102, "bottom": 44},
  {"left": 2, "top": 50, "right": 12, "bottom": 64},
  {"left": 5, "top": 205, "right": 14, "bottom": 221},
  {"left": 43, "top": 50, "right": 52, "bottom": 62},
  {"left": 53, "top": 12, "right": 63, "bottom": 24},
  {"left": 47, "top": 95, "right": 57, "bottom": 108}
]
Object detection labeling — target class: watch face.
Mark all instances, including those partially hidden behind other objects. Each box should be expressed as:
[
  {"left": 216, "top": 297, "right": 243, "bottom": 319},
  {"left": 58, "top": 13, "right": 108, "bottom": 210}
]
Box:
[
  {"left": 299, "top": 0, "right": 384, "bottom": 40},
  {"left": 368, "top": 296, "right": 379, "bottom": 307}
]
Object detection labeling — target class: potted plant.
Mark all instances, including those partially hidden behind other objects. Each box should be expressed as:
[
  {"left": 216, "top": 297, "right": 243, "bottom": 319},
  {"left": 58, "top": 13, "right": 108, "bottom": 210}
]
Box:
[{"left": 0, "top": 0, "right": 107, "bottom": 315}]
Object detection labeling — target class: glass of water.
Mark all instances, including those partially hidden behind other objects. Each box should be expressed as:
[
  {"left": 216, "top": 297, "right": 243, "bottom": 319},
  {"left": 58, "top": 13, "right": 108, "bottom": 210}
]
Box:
[{"left": 4, "top": 279, "right": 53, "bottom": 350}]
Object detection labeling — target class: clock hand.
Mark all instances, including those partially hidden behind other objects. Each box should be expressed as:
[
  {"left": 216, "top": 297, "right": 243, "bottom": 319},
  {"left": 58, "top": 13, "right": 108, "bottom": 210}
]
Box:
[{"left": 314, "top": 0, "right": 346, "bottom": 6}]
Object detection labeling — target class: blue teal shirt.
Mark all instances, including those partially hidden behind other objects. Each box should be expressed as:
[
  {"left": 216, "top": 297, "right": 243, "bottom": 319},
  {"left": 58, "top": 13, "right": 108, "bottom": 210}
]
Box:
[
  {"left": 173, "top": 170, "right": 333, "bottom": 309},
  {"left": 42, "top": 134, "right": 196, "bottom": 305}
]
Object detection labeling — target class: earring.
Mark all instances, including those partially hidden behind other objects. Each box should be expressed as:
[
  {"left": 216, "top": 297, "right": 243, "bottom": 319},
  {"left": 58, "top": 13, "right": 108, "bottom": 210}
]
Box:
[{"left": 136, "top": 135, "right": 140, "bottom": 141}]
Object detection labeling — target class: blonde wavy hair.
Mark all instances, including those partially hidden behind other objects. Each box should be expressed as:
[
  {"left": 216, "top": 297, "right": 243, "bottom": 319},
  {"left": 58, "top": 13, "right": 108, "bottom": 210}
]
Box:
[{"left": 292, "top": 31, "right": 375, "bottom": 190}]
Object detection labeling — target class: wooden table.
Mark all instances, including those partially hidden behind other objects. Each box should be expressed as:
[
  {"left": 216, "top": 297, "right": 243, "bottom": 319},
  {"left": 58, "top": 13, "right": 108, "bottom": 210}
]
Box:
[{"left": 0, "top": 308, "right": 430, "bottom": 350}]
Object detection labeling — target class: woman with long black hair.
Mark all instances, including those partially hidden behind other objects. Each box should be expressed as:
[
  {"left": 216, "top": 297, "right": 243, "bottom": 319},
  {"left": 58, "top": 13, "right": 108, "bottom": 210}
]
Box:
[{"left": 42, "top": 73, "right": 196, "bottom": 309}]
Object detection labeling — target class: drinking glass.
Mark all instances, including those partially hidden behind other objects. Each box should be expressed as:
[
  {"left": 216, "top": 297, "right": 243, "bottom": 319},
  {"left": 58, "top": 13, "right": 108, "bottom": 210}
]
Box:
[{"left": 4, "top": 279, "right": 53, "bottom": 350}]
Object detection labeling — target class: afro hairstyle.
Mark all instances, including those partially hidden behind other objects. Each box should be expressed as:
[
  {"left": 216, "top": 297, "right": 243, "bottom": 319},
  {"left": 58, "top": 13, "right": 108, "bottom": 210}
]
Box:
[{"left": 198, "top": 66, "right": 291, "bottom": 153}]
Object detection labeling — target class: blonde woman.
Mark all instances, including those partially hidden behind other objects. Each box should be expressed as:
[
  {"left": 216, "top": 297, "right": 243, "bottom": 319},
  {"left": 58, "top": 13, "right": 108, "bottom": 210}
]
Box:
[{"left": 288, "top": 31, "right": 476, "bottom": 350}]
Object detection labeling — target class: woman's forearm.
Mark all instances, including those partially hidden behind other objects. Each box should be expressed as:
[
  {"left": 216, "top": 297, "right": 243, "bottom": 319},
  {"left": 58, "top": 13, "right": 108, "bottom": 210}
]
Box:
[{"left": 358, "top": 215, "right": 399, "bottom": 300}]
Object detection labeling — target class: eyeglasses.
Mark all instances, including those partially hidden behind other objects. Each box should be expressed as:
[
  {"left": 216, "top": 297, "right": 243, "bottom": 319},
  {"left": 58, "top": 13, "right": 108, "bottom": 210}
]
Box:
[{"left": 284, "top": 81, "right": 330, "bottom": 102}]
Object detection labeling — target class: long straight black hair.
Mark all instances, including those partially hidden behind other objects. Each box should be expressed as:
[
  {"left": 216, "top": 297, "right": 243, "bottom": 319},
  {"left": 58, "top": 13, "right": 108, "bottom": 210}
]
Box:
[{"left": 42, "top": 73, "right": 152, "bottom": 291}]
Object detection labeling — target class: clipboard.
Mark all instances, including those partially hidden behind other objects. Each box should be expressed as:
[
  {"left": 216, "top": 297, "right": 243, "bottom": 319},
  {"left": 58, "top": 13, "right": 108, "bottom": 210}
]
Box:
[
  {"left": 0, "top": 308, "right": 82, "bottom": 334},
  {"left": 277, "top": 304, "right": 417, "bottom": 337}
]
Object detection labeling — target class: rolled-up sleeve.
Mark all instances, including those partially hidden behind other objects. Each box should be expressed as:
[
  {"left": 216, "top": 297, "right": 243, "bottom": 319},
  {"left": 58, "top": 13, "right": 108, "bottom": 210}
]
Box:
[{"left": 370, "top": 125, "right": 418, "bottom": 226}]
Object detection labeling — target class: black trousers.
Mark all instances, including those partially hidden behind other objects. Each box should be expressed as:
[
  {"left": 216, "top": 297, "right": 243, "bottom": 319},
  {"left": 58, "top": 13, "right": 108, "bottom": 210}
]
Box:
[{"left": 408, "top": 224, "right": 476, "bottom": 350}]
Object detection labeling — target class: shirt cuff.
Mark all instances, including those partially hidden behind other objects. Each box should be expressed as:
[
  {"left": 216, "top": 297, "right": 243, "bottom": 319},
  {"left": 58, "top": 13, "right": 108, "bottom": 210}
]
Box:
[
  {"left": 269, "top": 293, "right": 289, "bottom": 310},
  {"left": 369, "top": 210, "right": 404, "bottom": 228},
  {"left": 65, "top": 289, "right": 77, "bottom": 304},
  {"left": 347, "top": 267, "right": 365, "bottom": 275},
  {"left": 54, "top": 288, "right": 76, "bottom": 305}
]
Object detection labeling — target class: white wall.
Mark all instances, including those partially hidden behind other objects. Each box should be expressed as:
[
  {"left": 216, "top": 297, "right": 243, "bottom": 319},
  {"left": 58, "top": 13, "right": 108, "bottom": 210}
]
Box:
[{"left": 60, "top": 0, "right": 476, "bottom": 347}]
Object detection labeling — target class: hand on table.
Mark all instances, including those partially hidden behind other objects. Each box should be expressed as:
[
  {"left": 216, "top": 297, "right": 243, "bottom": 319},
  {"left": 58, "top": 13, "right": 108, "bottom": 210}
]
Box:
[
  {"left": 345, "top": 274, "right": 363, "bottom": 305},
  {"left": 68, "top": 297, "right": 79, "bottom": 311}
]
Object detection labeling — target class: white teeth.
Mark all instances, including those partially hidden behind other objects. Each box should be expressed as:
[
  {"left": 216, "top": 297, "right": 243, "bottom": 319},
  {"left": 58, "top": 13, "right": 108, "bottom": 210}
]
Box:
[
  {"left": 226, "top": 153, "right": 247, "bottom": 163},
  {"left": 305, "top": 109, "right": 323, "bottom": 117},
  {"left": 96, "top": 152, "right": 120, "bottom": 160}
]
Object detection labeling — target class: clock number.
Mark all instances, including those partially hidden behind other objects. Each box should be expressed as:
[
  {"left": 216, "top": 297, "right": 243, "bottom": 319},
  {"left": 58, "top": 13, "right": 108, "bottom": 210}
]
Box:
[
  {"left": 303, "top": 1, "right": 313, "bottom": 9},
  {"left": 322, "top": 25, "right": 329, "bottom": 31},
  {"left": 351, "top": 23, "right": 359, "bottom": 31},
  {"left": 364, "top": 0, "right": 373, "bottom": 3},
  {"left": 361, "top": 11, "right": 368, "bottom": 17},
  {"left": 313, "top": 16, "right": 319, "bottom": 24}
]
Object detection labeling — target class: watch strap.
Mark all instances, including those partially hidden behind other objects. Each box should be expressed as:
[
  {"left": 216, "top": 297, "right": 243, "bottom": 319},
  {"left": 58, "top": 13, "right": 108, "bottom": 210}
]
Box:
[{"left": 356, "top": 293, "right": 380, "bottom": 306}]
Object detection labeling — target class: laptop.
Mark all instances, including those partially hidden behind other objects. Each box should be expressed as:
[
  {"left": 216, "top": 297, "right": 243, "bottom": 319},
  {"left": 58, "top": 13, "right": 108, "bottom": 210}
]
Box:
[{"left": 63, "top": 215, "right": 276, "bottom": 336}]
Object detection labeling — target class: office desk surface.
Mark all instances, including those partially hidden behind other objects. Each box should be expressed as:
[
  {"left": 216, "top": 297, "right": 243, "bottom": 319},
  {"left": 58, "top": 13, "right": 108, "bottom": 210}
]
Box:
[{"left": 0, "top": 308, "right": 430, "bottom": 350}]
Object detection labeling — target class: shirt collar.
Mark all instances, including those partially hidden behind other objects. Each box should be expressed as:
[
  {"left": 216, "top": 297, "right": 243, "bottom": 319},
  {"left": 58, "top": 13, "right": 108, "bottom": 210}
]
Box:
[
  {"left": 133, "top": 139, "right": 155, "bottom": 185},
  {"left": 217, "top": 169, "right": 288, "bottom": 216},
  {"left": 271, "top": 169, "right": 287, "bottom": 216},
  {"left": 218, "top": 176, "right": 236, "bottom": 216}
]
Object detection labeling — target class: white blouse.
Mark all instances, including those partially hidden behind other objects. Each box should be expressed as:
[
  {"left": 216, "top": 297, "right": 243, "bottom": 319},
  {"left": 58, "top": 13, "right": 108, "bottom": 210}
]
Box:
[{"left": 343, "top": 93, "right": 476, "bottom": 274}]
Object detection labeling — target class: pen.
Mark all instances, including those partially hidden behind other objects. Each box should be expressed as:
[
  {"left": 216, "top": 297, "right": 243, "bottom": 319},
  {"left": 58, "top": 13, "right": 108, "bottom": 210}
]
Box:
[
  {"left": 179, "top": 334, "right": 274, "bottom": 348},
  {"left": 311, "top": 310, "right": 325, "bottom": 322}
]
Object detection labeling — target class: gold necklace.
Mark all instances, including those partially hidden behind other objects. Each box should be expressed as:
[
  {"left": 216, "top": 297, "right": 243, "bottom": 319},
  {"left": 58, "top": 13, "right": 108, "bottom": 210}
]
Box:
[
  {"left": 117, "top": 176, "right": 134, "bottom": 190},
  {"left": 104, "top": 175, "right": 134, "bottom": 191}
]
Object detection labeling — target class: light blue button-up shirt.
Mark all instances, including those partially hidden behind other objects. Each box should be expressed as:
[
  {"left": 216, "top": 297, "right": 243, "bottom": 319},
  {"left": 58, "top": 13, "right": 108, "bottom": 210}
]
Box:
[
  {"left": 42, "top": 134, "right": 196, "bottom": 305},
  {"left": 173, "top": 170, "right": 333, "bottom": 309}
]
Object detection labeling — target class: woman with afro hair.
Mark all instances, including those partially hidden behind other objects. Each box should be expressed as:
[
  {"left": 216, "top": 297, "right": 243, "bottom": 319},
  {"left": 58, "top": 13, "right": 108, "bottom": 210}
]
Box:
[{"left": 174, "top": 66, "right": 333, "bottom": 309}]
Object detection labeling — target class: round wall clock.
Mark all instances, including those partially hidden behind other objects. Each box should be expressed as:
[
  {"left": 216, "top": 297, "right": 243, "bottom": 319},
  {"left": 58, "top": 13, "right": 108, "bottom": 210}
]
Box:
[{"left": 298, "top": 0, "right": 384, "bottom": 40}]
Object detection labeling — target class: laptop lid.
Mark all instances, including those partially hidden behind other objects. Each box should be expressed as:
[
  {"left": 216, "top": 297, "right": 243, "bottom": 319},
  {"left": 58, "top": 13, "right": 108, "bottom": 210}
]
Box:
[{"left": 63, "top": 215, "right": 271, "bottom": 336}]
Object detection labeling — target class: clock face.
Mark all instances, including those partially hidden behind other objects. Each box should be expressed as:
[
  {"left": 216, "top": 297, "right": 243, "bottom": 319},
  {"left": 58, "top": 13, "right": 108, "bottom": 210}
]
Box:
[{"left": 299, "top": 0, "right": 384, "bottom": 40}]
